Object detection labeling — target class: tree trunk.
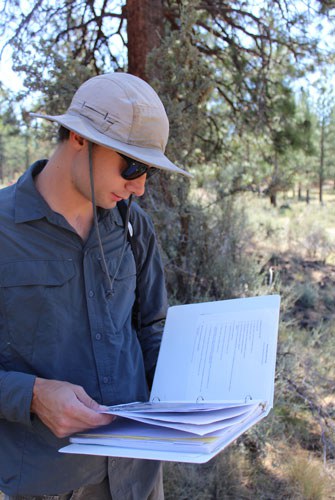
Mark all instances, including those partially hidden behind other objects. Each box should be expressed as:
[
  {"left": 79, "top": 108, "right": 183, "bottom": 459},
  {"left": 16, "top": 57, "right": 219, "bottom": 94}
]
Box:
[
  {"left": 270, "top": 192, "right": 277, "bottom": 207},
  {"left": 298, "top": 183, "right": 302, "bottom": 201},
  {"left": 269, "top": 153, "right": 278, "bottom": 207},
  {"left": 126, "top": 0, "right": 164, "bottom": 81},
  {"left": 319, "top": 116, "right": 325, "bottom": 204}
]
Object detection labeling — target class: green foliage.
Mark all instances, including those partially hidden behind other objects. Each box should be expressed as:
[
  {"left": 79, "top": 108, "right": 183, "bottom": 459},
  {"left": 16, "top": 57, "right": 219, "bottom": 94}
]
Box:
[
  {"left": 144, "top": 3, "right": 263, "bottom": 304},
  {"left": 0, "top": 85, "right": 52, "bottom": 180},
  {"left": 0, "top": 86, "right": 27, "bottom": 180},
  {"left": 295, "top": 282, "right": 319, "bottom": 309},
  {"left": 148, "top": 0, "right": 214, "bottom": 167},
  {"left": 2, "top": 0, "right": 126, "bottom": 82},
  {"left": 21, "top": 41, "right": 96, "bottom": 116},
  {"left": 2, "top": 0, "right": 335, "bottom": 202}
]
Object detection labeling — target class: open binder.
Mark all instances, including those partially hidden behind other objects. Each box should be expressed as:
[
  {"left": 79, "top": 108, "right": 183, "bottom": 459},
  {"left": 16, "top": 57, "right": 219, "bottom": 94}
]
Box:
[{"left": 60, "top": 294, "right": 280, "bottom": 464}]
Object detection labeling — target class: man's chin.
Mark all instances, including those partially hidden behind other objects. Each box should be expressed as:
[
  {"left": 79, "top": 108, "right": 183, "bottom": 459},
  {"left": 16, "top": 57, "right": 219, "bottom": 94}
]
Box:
[{"left": 107, "top": 201, "right": 118, "bottom": 209}]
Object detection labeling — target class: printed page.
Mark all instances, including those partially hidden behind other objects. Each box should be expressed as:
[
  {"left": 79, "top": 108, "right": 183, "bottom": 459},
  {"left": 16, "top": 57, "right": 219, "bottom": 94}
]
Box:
[
  {"left": 150, "top": 295, "right": 280, "bottom": 403},
  {"left": 187, "top": 310, "right": 274, "bottom": 400}
]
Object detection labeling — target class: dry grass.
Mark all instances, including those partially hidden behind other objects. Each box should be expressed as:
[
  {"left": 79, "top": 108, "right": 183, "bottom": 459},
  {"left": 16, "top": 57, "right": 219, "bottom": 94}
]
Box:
[
  {"left": 164, "top": 447, "right": 254, "bottom": 499},
  {"left": 264, "top": 444, "right": 335, "bottom": 500},
  {"left": 163, "top": 442, "right": 335, "bottom": 499},
  {"left": 285, "top": 453, "right": 332, "bottom": 499},
  {"left": 244, "top": 185, "right": 335, "bottom": 265}
]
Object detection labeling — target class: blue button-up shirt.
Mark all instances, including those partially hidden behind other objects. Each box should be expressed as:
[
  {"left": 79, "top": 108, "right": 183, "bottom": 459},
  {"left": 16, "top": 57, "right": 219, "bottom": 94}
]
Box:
[{"left": 0, "top": 160, "right": 168, "bottom": 496}]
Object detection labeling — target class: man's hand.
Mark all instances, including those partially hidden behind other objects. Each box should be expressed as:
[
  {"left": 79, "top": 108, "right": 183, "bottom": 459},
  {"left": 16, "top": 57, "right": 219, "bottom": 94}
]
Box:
[{"left": 31, "top": 378, "right": 115, "bottom": 438}]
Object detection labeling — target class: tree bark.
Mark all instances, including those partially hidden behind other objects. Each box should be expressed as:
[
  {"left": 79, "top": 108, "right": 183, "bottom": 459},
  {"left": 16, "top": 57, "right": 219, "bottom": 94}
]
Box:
[
  {"left": 298, "top": 183, "right": 302, "bottom": 201},
  {"left": 126, "top": 0, "right": 164, "bottom": 81},
  {"left": 319, "top": 116, "right": 325, "bottom": 204},
  {"left": 270, "top": 192, "right": 277, "bottom": 207}
]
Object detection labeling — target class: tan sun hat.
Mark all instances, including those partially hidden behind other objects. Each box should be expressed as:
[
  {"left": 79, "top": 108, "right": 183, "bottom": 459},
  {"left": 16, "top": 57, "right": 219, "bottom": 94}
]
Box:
[{"left": 30, "top": 72, "right": 191, "bottom": 178}]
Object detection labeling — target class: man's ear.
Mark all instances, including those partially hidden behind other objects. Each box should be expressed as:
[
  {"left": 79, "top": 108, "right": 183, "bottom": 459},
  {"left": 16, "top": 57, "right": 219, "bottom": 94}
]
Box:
[{"left": 69, "top": 131, "right": 86, "bottom": 148}]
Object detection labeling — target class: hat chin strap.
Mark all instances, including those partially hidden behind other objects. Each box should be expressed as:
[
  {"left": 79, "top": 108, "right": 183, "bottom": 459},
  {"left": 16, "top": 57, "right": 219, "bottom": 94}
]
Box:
[{"left": 88, "top": 141, "right": 132, "bottom": 299}]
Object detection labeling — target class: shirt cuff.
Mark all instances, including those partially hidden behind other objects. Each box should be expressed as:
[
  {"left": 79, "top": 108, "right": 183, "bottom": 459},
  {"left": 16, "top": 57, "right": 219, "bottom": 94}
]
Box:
[{"left": 0, "top": 371, "right": 36, "bottom": 426}]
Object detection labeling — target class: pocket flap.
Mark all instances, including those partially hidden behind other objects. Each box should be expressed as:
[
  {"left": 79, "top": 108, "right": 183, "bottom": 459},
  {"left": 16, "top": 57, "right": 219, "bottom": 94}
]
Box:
[
  {"left": 0, "top": 260, "right": 76, "bottom": 287},
  {"left": 100, "top": 251, "right": 136, "bottom": 280}
]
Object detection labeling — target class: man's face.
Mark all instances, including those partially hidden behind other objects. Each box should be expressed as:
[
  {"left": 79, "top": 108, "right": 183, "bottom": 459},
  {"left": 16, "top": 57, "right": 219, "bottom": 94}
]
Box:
[{"left": 71, "top": 140, "right": 148, "bottom": 209}]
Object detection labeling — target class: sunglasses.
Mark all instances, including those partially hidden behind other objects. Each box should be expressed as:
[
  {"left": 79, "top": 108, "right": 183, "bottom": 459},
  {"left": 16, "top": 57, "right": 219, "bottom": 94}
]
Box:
[{"left": 120, "top": 154, "right": 158, "bottom": 180}]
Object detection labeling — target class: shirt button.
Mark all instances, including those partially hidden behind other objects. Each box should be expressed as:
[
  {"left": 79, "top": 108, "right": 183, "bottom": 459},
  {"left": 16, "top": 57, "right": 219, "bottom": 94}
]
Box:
[
  {"left": 103, "top": 377, "right": 109, "bottom": 384},
  {"left": 95, "top": 333, "right": 102, "bottom": 341},
  {"left": 88, "top": 290, "right": 94, "bottom": 298}
]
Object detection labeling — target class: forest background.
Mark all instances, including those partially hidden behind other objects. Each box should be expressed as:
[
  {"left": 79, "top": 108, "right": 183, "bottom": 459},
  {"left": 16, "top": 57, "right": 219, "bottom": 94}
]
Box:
[{"left": 1, "top": 0, "right": 335, "bottom": 498}]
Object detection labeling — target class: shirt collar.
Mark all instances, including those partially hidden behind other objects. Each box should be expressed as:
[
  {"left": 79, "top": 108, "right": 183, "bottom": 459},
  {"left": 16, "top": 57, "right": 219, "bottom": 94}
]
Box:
[
  {"left": 14, "top": 160, "right": 55, "bottom": 223},
  {"left": 14, "top": 159, "right": 126, "bottom": 228},
  {"left": 111, "top": 205, "right": 124, "bottom": 227}
]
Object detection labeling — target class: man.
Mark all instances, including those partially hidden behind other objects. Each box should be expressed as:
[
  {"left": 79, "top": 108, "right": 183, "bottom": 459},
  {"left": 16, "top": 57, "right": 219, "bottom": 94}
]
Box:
[{"left": 0, "top": 73, "right": 190, "bottom": 499}]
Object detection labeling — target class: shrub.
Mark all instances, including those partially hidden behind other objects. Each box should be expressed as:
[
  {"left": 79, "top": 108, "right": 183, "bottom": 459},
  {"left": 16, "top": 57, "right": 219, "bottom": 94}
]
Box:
[
  {"left": 285, "top": 453, "right": 330, "bottom": 500},
  {"left": 295, "top": 282, "right": 319, "bottom": 309}
]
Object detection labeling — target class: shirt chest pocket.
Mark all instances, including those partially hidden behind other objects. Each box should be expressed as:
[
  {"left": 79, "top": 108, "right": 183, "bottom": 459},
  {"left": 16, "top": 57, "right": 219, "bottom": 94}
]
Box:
[
  {"left": 0, "top": 260, "right": 76, "bottom": 364},
  {"left": 105, "top": 250, "right": 137, "bottom": 289}
]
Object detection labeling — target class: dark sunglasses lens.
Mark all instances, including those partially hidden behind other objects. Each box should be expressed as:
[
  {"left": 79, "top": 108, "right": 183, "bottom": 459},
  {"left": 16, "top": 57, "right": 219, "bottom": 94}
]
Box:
[
  {"left": 120, "top": 154, "right": 159, "bottom": 180},
  {"left": 122, "top": 160, "right": 148, "bottom": 180}
]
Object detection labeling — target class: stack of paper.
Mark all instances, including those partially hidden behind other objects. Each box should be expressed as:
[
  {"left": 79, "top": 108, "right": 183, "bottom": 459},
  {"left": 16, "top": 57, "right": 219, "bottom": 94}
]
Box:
[
  {"left": 68, "top": 401, "right": 265, "bottom": 463},
  {"left": 60, "top": 294, "right": 280, "bottom": 463}
]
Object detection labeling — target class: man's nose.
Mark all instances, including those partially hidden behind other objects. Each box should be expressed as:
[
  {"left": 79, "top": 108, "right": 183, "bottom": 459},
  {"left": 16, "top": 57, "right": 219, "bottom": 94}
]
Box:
[{"left": 126, "top": 175, "right": 147, "bottom": 197}]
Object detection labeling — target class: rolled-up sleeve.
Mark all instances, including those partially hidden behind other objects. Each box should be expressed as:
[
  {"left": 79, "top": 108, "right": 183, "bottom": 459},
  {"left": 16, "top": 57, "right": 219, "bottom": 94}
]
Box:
[{"left": 0, "top": 370, "right": 35, "bottom": 425}]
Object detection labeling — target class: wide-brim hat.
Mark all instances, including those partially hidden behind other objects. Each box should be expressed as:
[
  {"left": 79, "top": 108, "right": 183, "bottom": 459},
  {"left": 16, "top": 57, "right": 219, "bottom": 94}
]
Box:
[{"left": 30, "top": 72, "right": 192, "bottom": 178}]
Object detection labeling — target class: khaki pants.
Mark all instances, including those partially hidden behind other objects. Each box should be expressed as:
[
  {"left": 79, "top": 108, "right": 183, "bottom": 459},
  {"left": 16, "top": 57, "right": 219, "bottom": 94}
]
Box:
[
  {"left": 4, "top": 476, "right": 111, "bottom": 500},
  {"left": 4, "top": 465, "right": 164, "bottom": 500}
]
